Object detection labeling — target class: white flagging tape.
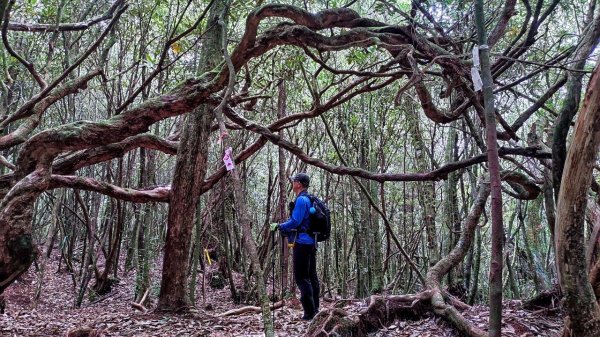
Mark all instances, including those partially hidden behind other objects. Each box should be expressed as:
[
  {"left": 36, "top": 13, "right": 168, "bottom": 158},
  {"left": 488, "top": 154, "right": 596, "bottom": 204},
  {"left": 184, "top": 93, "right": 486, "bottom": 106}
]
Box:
[
  {"left": 471, "top": 67, "right": 483, "bottom": 91},
  {"left": 472, "top": 45, "right": 480, "bottom": 68},
  {"left": 471, "top": 45, "right": 483, "bottom": 92}
]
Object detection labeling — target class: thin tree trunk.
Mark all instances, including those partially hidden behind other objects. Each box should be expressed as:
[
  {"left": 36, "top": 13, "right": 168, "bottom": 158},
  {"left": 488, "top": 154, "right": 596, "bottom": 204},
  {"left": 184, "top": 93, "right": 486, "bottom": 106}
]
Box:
[
  {"left": 356, "top": 125, "right": 370, "bottom": 298},
  {"left": 468, "top": 226, "right": 483, "bottom": 305},
  {"left": 213, "top": 8, "right": 273, "bottom": 335},
  {"left": 368, "top": 105, "right": 384, "bottom": 294},
  {"left": 135, "top": 148, "right": 151, "bottom": 304},
  {"left": 405, "top": 104, "right": 438, "bottom": 266},
  {"left": 505, "top": 245, "right": 520, "bottom": 299},
  {"left": 522, "top": 198, "right": 546, "bottom": 292},
  {"left": 425, "top": 181, "right": 490, "bottom": 337},
  {"left": 474, "top": 1, "right": 504, "bottom": 335},
  {"left": 276, "top": 80, "right": 290, "bottom": 297},
  {"left": 444, "top": 123, "right": 461, "bottom": 289},
  {"left": 75, "top": 190, "right": 95, "bottom": 308},
  {"left": 34, "top": 190, "right": 63, "bottom": 307}
]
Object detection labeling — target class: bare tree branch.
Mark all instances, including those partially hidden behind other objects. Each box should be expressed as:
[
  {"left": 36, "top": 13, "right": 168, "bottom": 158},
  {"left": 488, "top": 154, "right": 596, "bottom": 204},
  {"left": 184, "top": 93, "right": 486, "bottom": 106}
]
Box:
[
  {"left": 1, "top": 3, "right": 127, "bottom": 129},
  {"left": 49, "top": 175, "right": 170, "bottom": 203},
  {"left": 1, "top": 0, "right": 47, "bottom": 88},
  {"left": 497, "top": 76, "right": 567, "bottom": 139},
  {"left": 0, "top": 70, "right": 103, "bottom": 150},
  {"left": 222, "top": 106, "right": 550, "bottom": 182},
  {"left": 488, "top": 0, "right": 517, "bottom": 46},
  {"left": 6, "top": 0, "right": 124, "bottom": 32},
  {"left": 52, "top": 134, "right": 178, "bottom": 174}
]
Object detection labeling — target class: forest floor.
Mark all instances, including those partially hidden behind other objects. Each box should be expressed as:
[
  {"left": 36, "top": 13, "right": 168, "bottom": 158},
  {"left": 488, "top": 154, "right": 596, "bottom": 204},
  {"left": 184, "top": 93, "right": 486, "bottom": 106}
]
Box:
[{"left": 1, "top": 251, "right": 563, "bottom": 337}]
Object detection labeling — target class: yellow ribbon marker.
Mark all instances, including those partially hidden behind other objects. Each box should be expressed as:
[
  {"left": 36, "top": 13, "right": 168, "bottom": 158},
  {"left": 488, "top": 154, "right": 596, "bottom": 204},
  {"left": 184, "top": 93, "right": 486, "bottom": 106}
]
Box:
[
  {"left": 288, "top": 230, "right": 297, "bottom": 249},
  {"left": 204, "top": 249, "right": 212, "bottom": 265}
]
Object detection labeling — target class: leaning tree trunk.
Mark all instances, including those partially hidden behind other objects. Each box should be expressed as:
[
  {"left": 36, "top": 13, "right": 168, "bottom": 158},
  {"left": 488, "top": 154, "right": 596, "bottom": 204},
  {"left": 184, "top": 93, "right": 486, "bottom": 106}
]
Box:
[
  {"left": 555, "top": 58, "right": 600, "bottom": 336},
  {"left": 157, "top": 0, "right": 228, "bottom": 311},
  {"left": 424, "top": 182, "right": 490, "bottom": 337}
]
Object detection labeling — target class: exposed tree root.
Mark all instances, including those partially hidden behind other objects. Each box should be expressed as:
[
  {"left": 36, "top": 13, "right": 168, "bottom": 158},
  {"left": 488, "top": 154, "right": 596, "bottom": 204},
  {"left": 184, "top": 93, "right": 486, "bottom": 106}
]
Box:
[
  {"left": 306, "top": 291, "right": 484, "bottom": 337},
  {"left": 523, "top": 284, "right": 561, "bottom": 311},
  {"left": 130, "top": 302, "right": 147, "bottom": 312},
  {"left": 306, "top": 308, "right": 362, "bottom": 337}
]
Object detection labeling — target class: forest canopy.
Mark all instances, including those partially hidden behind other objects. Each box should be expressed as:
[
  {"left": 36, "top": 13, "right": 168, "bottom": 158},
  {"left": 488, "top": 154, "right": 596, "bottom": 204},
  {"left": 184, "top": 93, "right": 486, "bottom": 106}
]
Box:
[{"left": 1, "top": 0, "right": 600, "bottom": 336}]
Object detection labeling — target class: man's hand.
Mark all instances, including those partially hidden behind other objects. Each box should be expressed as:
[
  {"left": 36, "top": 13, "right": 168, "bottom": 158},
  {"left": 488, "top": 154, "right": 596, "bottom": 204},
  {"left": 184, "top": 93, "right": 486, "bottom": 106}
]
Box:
[{"left": 270, "top": 223, "right": 279, "bottom": 232}]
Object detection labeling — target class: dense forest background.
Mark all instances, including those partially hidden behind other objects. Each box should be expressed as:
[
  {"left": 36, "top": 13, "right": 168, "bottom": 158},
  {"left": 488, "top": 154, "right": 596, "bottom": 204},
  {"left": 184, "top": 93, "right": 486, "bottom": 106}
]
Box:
[{"left": 0, "top": 0, "right": 599, "bottom": 335}]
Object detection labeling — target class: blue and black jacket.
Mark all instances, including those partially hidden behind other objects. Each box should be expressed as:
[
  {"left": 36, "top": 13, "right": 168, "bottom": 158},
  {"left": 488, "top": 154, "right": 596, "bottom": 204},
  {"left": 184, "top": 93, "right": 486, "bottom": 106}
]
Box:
[{"left": 279, "top": 190, "right": 315, "bottom": 245}]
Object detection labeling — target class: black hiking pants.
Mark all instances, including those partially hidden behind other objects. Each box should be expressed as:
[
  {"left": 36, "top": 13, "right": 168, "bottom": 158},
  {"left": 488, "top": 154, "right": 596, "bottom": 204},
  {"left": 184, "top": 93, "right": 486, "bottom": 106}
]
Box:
[{"left": 293, "top": 243, "right": 320, "bottom": 318}]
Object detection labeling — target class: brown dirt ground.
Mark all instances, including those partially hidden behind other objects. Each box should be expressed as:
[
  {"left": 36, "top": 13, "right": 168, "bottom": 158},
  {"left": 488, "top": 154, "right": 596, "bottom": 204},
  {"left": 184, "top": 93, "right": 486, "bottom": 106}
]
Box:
[{"left": 0, "top": 251, "right": 563, "bottom": 336}]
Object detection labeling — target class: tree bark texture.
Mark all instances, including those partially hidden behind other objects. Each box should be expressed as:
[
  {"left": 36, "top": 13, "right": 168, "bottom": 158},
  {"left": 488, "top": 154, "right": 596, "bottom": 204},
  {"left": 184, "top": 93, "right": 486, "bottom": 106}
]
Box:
[
  {"left": 474, "top": 0, "right": 504, "bottom": 335},
  {"left": 556, "top": 59, "right": 600, "bottom": 336},
  {"left": 157, "top": 0, "right": 226, "bottom": 311}
]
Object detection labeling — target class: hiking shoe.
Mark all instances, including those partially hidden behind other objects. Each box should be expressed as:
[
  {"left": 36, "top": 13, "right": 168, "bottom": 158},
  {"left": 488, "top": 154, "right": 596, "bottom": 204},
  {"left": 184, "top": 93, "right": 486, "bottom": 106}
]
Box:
[{"left": 301, "top": 313, "right": 315, "bottom": 321}]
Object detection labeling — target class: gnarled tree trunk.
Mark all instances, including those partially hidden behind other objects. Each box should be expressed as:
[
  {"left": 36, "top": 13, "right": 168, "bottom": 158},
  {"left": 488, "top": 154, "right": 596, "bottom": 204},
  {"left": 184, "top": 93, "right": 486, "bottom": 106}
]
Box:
[{"left": 157, "top": 0, "right": 228, "bottom": 311}]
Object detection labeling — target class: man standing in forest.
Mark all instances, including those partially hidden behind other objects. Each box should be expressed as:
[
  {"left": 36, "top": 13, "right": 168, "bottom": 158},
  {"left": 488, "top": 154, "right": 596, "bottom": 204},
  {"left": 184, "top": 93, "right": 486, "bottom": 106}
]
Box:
[{"left": 271, "top": 173, "right": 320, "bottom": 320}]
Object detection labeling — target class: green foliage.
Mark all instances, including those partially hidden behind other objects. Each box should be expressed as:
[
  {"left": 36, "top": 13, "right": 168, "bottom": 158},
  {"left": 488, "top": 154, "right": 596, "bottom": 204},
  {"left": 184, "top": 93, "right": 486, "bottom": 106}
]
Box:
[
  {"left": 396, "top": 0, "right": 411, "bottom": 11},
  {"left": 284, "top": 52, "right": 306, "bottom": 71},
  {"left": 345, "top": 48, "right": 369, "bottom": 65}
]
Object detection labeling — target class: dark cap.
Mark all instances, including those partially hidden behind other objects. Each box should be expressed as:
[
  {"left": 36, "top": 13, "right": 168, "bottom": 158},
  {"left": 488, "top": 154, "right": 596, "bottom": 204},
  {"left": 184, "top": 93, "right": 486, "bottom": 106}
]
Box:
[{"left": 290, "top": 172, "right": 310, "bottom": 187}]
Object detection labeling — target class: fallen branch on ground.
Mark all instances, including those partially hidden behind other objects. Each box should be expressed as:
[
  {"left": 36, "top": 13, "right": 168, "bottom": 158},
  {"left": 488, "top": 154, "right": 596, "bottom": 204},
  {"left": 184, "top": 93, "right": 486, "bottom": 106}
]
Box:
[
  {"left": 130, "top": 288, "right": 150, "bottom": 312},
  {"left": 218, "top": 300, "right": 285, "bottom": 317}
]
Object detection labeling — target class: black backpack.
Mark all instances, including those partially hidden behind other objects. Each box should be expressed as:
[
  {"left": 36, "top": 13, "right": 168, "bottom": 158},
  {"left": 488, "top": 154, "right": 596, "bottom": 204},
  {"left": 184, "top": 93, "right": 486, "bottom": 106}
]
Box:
[{"left": 306, "top": 194, "right": 331, "bottom": 242}]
